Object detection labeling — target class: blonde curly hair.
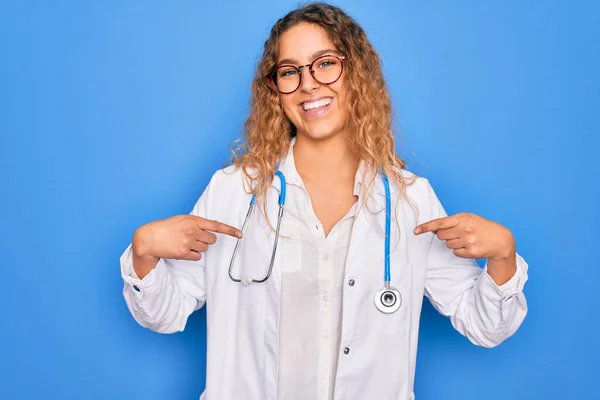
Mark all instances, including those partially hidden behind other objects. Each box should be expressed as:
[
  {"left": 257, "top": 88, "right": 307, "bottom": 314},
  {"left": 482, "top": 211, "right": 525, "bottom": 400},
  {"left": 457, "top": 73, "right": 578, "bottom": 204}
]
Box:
[{"left": 230, "top": 2, "right": 415, "bottom": 207}]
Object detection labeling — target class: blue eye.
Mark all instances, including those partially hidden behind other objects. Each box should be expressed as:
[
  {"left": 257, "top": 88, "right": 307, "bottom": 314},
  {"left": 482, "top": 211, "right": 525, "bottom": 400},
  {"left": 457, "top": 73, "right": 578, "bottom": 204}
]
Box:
[
  {"left": 316, "top": 58, "right": 337, "bottom": 69},
  {"left": 278, "top": 68, "right": 297, "bottom": 78}
]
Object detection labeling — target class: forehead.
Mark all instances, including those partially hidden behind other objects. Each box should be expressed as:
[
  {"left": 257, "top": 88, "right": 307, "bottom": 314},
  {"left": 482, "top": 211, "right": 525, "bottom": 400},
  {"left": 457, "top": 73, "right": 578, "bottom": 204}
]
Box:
[{"left": 277, "top": 23, "right": 336, "bottom": 62}]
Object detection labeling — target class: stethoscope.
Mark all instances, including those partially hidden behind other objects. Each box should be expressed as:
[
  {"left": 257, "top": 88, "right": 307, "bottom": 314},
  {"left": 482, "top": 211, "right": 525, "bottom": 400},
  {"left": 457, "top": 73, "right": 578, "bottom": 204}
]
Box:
[{"left": 227, "top": 170, "right": 401, "bottom": 314}]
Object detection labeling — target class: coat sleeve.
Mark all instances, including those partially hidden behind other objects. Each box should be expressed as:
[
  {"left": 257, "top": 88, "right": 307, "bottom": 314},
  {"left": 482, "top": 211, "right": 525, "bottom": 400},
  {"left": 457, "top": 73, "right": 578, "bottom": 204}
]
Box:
[
  {"left": 120, "top": 173, "right": 217, "bottom": 334},
  {"left": 421, "top": 179, "right": 529, "bottom": 348}
]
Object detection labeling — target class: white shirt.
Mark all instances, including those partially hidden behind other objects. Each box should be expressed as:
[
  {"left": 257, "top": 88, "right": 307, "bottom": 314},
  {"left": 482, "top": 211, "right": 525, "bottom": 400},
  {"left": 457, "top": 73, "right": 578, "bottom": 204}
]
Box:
[
  {"left": 121, "top": 142, "right": 527, "bottom": 400},
  {"left": 275, "top": 148, "right": 358, "bottom": 400}
]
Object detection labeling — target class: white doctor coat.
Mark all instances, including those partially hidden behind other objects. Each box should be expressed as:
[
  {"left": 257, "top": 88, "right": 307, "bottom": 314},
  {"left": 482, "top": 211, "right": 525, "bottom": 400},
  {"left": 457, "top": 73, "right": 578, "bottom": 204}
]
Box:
[{"left": 121, "top": 161, "right": 528, "bottom": 400}]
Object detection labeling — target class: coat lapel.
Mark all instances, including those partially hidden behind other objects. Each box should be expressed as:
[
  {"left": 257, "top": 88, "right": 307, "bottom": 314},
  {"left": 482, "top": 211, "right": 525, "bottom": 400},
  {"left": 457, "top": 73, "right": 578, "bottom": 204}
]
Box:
[{"left": 262, "top": 182, "right": 284, "bottom": 400}]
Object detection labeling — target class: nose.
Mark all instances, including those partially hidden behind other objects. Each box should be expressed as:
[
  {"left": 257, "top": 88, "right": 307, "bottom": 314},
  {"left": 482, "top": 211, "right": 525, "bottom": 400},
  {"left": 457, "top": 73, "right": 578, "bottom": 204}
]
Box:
[{"left": 299, "top": 66, "right": 319, "bottom": 93}]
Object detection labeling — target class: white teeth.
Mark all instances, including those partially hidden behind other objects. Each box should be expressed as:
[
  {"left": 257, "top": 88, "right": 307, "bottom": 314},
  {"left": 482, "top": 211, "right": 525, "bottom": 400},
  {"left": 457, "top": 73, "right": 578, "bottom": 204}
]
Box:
[{"left": 302, "top": 97, "right": 332, "bottom": 111}]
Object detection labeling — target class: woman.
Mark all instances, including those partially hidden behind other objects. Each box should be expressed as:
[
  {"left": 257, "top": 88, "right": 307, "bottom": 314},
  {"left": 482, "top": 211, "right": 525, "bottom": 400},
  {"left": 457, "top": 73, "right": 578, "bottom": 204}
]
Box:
[{"left": 121, "top": 2, "right": 528, "bottom": 399}]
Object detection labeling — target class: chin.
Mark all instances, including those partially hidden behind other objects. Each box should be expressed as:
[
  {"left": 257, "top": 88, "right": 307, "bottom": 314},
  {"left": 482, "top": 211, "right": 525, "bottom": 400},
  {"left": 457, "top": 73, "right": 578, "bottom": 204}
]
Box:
[{"left": 296, "top": 122, "right": 346, "bottom": 141}]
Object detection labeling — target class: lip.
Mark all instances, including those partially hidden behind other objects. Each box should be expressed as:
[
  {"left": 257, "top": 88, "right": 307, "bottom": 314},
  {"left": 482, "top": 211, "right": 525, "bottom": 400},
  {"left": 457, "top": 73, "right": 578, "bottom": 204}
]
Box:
[{"left": 300, "top": 96, "right": 333, "bottom": 118}]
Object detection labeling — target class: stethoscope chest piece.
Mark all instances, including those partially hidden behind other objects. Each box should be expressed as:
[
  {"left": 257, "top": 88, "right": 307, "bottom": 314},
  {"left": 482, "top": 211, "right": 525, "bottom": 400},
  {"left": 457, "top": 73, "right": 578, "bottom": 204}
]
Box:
[{"left": 374, "top": 286, "right": 402, "bottom": 314}]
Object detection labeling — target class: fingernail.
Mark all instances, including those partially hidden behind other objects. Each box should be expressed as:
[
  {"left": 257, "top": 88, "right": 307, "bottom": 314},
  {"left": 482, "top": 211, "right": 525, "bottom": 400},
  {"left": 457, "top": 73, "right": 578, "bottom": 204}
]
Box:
[
  {"left": 414, "top": 227, "right": 421, "bottom": 234},
  {"left": 236, "top": 231, "right": 243, "bottom": 238}
]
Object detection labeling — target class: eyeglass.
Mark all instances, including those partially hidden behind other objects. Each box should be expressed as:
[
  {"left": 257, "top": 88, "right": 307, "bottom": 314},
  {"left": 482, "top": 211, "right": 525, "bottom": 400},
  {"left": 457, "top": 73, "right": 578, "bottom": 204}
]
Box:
[{"left": 270, "top": 54, "right": 346, "bottom": 94}]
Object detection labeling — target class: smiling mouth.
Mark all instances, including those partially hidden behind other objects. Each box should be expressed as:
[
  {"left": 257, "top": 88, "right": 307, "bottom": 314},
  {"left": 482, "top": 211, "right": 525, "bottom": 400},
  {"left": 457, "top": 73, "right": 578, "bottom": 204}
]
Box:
[{"left": 302, "top": 97, "right": 333, "bottom": 111}]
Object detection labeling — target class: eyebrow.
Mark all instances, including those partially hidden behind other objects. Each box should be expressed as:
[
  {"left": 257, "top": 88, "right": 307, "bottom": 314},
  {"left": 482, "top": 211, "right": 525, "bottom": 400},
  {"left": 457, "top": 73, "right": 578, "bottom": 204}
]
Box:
[{"left": 277, "top": 49, "right": 340, "bottom": 66}]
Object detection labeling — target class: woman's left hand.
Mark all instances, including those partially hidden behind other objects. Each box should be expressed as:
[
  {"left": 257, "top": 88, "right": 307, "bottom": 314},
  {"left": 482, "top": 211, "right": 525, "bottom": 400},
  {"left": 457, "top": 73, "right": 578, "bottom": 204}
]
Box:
[{"left": 413, "top": 212, "right": 517, "bottom": 285}]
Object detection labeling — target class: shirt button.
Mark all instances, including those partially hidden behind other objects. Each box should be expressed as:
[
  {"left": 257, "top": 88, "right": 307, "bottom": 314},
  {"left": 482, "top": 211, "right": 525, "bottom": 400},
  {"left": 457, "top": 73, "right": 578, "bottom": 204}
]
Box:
[
  {"left": 323, "top": 253, "right": 329, "bottom": 260},
  {"left": 323, "top": 294, "right": 329, "bottom": 302},
  {"left": 343, "top": 347, "right": 350, "bottom": 355},
  {"left": 348, "top": 279, "right": 355, "bottom": 287}
]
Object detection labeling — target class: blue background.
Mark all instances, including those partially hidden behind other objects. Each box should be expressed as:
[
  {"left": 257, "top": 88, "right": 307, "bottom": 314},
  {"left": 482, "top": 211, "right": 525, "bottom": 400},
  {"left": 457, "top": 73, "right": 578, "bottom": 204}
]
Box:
[{"left": 1, "top": 1, "right": 598, "bottom": 399}]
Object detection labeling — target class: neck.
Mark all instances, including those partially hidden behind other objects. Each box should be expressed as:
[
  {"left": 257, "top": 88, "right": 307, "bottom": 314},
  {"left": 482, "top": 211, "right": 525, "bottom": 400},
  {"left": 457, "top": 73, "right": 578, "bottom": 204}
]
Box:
[{"left": 292, "top": 134, "right": 359, "bottom": 181}]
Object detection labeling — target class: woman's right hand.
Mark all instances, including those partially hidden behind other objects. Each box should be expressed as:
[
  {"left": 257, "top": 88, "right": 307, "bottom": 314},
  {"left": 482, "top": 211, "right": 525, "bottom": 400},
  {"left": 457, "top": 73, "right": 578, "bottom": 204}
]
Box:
[{"left": 131, "top": 215, "right": 243, "bottom": 279}]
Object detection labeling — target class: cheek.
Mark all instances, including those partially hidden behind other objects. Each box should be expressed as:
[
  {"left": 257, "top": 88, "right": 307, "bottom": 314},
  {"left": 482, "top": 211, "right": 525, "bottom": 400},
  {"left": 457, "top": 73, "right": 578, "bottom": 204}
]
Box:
[
  {"left": 280, "top": 95, "right": 298, "bottom": 120},
  {"left": 331, "top": 81, "right": 348, "bottom": 111}
]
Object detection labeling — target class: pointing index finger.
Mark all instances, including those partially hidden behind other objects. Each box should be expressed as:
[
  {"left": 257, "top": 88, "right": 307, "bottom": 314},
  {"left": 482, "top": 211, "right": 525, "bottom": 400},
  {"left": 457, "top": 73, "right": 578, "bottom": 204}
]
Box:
[
  {"left": 197, "top": 217, "right": 243, "bottom": 238},
  {"left": 414, "top": 215, "right": 460, "bottom": 235}
]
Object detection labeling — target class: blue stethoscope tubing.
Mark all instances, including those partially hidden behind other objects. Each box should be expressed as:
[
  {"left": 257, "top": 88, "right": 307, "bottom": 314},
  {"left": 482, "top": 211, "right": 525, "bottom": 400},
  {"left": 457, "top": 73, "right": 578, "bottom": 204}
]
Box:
[
  {"left": 375, "top": 175, "right": 402, "bottom": 314},
  {"left": 227, "top": 170, "right": 401, "bottom": 314},
  {"left": 383, "top": 174, "right": 391, "bottom": 284}
]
